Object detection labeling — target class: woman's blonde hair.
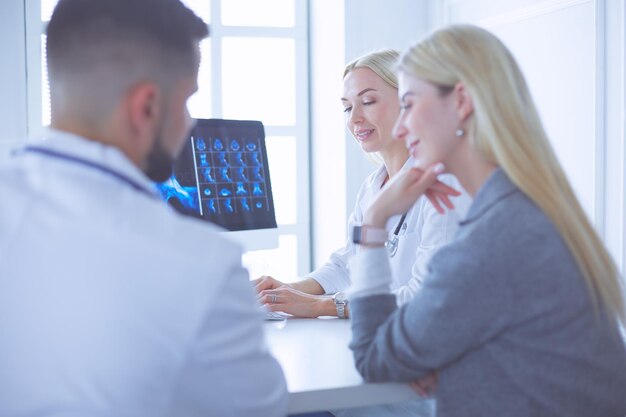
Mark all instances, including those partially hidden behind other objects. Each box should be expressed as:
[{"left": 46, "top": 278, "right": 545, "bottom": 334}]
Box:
[
  {"left": 398, "top": 24, "right": 624, "bottom": 325},
  {"left": 343, "top": 48, "right": 399, "bottom": 89},
  {"left": 343, "top": 49, "right": 400, "bottom": 165}
]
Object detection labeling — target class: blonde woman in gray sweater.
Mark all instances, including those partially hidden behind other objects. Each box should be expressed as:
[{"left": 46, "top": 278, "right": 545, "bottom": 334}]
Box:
[{"left": 348, "top": 24, "right": 626, "bottom": 417}]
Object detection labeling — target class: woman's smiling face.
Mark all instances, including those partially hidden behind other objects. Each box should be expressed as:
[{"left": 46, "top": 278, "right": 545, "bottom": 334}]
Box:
[
  {"left": 392, "top": 71, "right": 462, "bottom": 170},
  {"left": 341, "top": 67, "right": 400, "bottom": 154}
]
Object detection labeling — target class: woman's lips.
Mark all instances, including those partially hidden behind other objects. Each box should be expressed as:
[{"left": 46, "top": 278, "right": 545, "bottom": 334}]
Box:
[
  {"left": 354, "top": 129, "right": 374, "bottom": 141},
  {"left": 407, "top": 139, "right": 420, "bottom": 153}
]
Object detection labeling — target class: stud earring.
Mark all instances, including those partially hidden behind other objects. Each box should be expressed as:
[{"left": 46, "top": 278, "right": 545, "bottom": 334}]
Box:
[{"left": 455, "top": 129, "right": 465, "bottom": 137}]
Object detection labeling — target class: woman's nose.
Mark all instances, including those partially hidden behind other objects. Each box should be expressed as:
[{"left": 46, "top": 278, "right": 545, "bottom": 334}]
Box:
[
  {"left": 350, "top": 107, "right": 364, "bottom": 125},
  {"left": 392, "top": 117, "right": 406, "bottom": 141}
]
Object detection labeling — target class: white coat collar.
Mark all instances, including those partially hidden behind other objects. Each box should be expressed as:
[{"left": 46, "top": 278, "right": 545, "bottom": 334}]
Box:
[
  {"left": 371, "top": 156, "right": 414, "bottom": 190},
  {"left": 30, "top": 128, "right": 157, "bottom": 195}
]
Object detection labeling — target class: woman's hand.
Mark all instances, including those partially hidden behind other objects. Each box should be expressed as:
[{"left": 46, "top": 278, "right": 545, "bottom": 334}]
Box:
[
  {"left": 252, "top": 275, "right": 288, "bottom": 293},
  {"left": 364, "top": 163, "right": 460, "bottom": 227},
  {"left": 258, "top": 286, "right": 332, "bottom": 318},
  {"left": 425, "top": 179, "right": 460, "bottom": 214},
  {"left": 410, "top": 371, "right": 438, "bottom": 397}
]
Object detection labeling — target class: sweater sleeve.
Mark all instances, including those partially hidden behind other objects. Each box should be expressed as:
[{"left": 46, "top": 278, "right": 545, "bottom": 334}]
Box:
[{"left": 349, "top": 240, "right": 512, "bottom": 383}]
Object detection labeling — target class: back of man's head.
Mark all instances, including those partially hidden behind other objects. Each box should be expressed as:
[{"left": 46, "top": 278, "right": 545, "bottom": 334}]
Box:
[{"left": 46, "top": 0, "right": 209, "bottom": 124}]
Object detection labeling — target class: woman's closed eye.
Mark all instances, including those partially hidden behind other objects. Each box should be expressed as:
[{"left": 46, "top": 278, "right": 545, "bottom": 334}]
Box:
[{"left": 343, "top": 106, "right": 352, "bottom": 113}]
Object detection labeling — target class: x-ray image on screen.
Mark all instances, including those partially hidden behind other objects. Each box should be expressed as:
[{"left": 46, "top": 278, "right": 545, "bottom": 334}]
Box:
[{"left": 156, "top": 119, "right": 277, "bottom": 232}]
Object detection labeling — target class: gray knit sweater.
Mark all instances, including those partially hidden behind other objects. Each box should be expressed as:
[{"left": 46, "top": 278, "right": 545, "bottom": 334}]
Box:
[{"left": 349, "top": 169, "right": 626, "bottom": 417}]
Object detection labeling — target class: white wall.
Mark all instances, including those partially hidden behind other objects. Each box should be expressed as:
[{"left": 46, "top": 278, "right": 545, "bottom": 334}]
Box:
[
  {"left": 309, "top": 0, "right": 431, "bottom": 269},
  {"left": 433, "top": 0, "right": 626, "bottom": 274},
  {"left": 0, "top": 1, "right": 28, "bottom": 161},
  {"left": 309, "top": 0, "right": 347, "bottom": 269},
  {"left": 603, "top": 0, "right": 625, "bottom": 277}
]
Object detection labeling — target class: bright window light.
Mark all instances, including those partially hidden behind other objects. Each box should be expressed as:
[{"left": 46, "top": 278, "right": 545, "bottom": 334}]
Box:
[
  {"left": 221, "top": 0, "right": 294, "bottom": 27},
  {"left": 187, "top": 39, "right": 212, "bottom": 119},
  {"left": 266, "top": 136, "right": 297, "bottom": 225},
  {"left": 41, "top": 0, "right": 57, "bottom": 21},
  {"left": 221, "top": 37, "right": 296, "bottom": 126},
  {"left": 41, "top": 35, "right": 50, "bottom": 126},
  {"left": 180, "top": 0, "right": 211, "bottom": 23}
]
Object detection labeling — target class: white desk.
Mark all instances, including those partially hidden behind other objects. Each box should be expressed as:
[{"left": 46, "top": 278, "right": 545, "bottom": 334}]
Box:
[{"left": 264, "top": 318, "right": 420, "bottom": 414}]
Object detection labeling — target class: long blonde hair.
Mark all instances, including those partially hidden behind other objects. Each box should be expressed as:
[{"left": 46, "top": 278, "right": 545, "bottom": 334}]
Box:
[
  {"left": 343, "top": 49, "right": 400, "bottom": 165},
  {"left": 398, "top": 24, "right": 625, "bottom": 324}
]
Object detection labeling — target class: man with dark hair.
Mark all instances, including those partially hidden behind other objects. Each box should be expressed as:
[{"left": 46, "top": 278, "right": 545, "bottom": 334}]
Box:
[{"left": 0, "top": 1, "right": 287, "bottom": 416}]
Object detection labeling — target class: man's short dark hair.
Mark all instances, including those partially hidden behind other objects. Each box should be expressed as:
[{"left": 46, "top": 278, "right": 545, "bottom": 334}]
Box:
[{"left": 46, "top": 0, "right": 209, "bottom": 112}]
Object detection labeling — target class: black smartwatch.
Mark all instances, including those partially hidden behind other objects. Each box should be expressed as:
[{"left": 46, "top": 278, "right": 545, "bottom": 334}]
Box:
[{"left": 352, "top": 225, "right": 387, "bottom": 247}]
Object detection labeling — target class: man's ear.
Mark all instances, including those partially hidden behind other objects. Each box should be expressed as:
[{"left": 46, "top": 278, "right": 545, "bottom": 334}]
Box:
[
  {"left": 126, "top": 82, "right": 162, "bottom": 142},
  {"left": 454, "top": 82, "right": 473, "bottom": 122}
]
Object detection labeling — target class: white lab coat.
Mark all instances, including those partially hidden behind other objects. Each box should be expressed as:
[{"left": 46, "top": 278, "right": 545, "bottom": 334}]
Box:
[
  {"left": 0, "top": 129, "right": 287, "bottom": 417},
  {"left": 309, "top": 158, "right": 471, "bottom": 305}
]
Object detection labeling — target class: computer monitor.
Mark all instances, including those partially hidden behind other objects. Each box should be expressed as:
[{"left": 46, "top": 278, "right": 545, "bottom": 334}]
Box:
[{"left": 157, "top": 119, "right": 278, "bottom": 250}]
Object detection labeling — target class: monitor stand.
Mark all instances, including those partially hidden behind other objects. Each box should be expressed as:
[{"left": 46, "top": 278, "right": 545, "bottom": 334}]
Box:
[{"left": 223, "top": 228, "right": 279, "bottom": 251}]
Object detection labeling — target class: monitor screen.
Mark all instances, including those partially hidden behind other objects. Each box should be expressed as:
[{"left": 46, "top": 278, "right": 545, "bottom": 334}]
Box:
[{"left": 157, "top": 119, "right": 277, "bottom": 232}]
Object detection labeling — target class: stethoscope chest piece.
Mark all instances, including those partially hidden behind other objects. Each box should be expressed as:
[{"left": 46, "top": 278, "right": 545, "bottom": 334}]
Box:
[
  {"left": 385, "top": 213, "right": 407, "bottom": 258},
  {"left": 385, "top": 235, "right": 399, "bottom": 257}
]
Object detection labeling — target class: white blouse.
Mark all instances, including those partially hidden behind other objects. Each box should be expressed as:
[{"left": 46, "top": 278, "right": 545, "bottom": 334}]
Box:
[{"left": 309, "top": 158, "right": 471, "bottom": 305}]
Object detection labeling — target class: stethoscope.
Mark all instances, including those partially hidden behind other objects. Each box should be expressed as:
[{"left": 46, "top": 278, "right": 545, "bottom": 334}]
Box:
[
  {"left": 15, "top": 146, "right": 159, "bottom": 199},
  {"left": 385, "top": 212, "right": 407, "bottom": 257}
]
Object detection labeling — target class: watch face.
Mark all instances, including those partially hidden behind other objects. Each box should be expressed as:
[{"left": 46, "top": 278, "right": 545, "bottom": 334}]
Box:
[
  {"left": 334, "top": 292, "right": 347, "bottom": 303},
  {"left": 352, "top": 226, "right": 363, "bottom": 244}
]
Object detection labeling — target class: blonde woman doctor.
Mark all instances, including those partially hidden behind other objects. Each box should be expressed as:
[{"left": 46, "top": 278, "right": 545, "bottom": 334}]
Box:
[{"left": 254, "top": 49, "right": 470, "bottom": 319}]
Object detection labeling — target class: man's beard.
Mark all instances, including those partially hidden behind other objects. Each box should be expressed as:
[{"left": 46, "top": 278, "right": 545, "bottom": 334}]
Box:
[{"left": 144, "top": 134, "right": 175, "bottom": 182}]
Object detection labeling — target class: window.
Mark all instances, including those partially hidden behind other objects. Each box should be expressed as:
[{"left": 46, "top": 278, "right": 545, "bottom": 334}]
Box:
[{"left": 29, "top": 0, "right": 310, "bottom": 280}]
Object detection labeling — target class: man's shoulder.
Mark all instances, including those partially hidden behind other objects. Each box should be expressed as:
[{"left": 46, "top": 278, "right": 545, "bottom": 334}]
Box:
[{"left": 130, "top": 199, "right": 243, "bottom": 258}]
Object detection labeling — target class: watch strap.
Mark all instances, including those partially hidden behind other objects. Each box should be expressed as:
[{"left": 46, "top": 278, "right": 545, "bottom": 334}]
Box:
[
  {"left": 352, "top": 225, "right": 388, "bottom": 246},
  {"left": 333, "top": 292, "right": 348, "bottom": 319}
]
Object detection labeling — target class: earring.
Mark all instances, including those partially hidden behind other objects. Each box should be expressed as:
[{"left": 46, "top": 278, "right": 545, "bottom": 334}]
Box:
[{"left": 455, "top": 129, "right": 465, "bottom": 137}]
